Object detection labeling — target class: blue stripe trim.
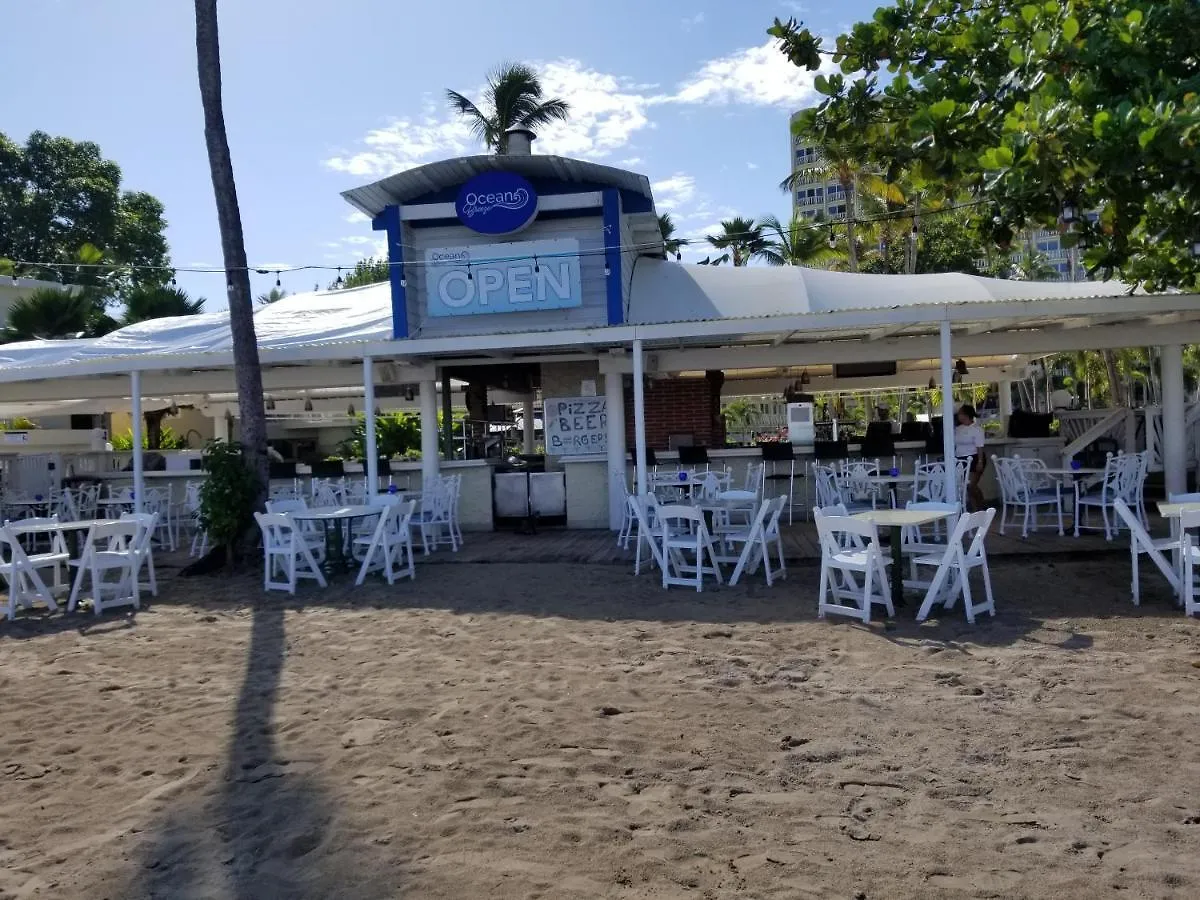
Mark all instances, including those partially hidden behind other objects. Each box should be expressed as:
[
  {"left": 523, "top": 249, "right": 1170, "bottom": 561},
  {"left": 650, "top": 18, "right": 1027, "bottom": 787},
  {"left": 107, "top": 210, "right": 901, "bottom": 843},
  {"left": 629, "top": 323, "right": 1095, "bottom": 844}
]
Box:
[
  {"left": 602, "top": 189, "right": 623, "bottom": 326},
  {"left": 373, "top": 205, "right": 408, "bottom": 339}
]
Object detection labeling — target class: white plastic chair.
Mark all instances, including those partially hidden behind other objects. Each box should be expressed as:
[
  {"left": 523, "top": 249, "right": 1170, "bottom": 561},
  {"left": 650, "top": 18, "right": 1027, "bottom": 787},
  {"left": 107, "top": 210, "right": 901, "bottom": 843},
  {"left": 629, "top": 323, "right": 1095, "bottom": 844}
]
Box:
[
  {"left": 1177, "top": 508, "right": 1200, "bottom": 617},
  {"left": 266, "top": 497, "right": 326, "bottom": 557},
  {"left": 616, "top": 478, "right": 635, "bottom": 549},
  {"left": 445, "top": 474, "right": 464, "bottom": 547},
  {"left": 119, "top": 512, "right": 160, "bottom": 597},
  {"left": 722, "top": 496, "right": 787, "bottom": 587},
  {"left": 839, "top": 461, "right": 884, "bottom": 510},
  {"left": 715, "top": 463, "right": 765, "bottom": 526},
  {"left": 410, "top": 482, "right": 457, "bottom": 554},
  {"left": 68, "top": 520, "right": 143, "bottom": 616},
  {"left": 1074, "top": 453, "right": 1135, "bottom": 539},
  {"left": 814, "top": 510, "right": 893, "bottom": 623},
  {"left": 142, "top": 488, "right": 176, "bottom": 551},
  {"left": 253, "top": 512, "right": 327, "bottom": 594},
  {"left": 911, "top": 508, "right": 997, "bottom": 623},
  {"left": 628, "top": 494, "right": 666, "bottom": 575},
  {"left": 354, "top": 500, "right": 416, "bottom": 585},
  {"left": 656, "top": 504, "right": 723, "bottom": 592},
  {"left": 994, "top": 456, "right": 1064, "bottom": 538},
  {"left": 1113, "top": 498, "right": 1180, "bottom": 606},
  {"left": 0, "top": 522, "right": 68, "bottom": 619}
]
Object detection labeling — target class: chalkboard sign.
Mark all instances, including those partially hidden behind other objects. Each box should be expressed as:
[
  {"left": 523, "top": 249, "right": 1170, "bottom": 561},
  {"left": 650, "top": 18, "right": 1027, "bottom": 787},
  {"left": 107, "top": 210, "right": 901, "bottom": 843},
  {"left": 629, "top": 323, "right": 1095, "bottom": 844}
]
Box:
[{"left": 544, "top": 396, "right": 608, "bottom": 456}]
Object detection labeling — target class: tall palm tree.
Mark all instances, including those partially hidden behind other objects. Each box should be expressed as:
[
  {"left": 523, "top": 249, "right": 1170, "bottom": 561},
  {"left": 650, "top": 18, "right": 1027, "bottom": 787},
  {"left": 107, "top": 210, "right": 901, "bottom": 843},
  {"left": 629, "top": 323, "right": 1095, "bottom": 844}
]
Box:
[
  {"left": 195, "top": 0, "right": 269, "bottom": 516},
  {"left": 122, "top": 285, "right": 205, "bottom": 324},
  {"left": 2, "top": 287, "right": 114, "bottom": 342},
  {"left": 705, "top": 217, "right": 767, "bottom": 267},
  {"left": 758, "top": 214, "right": 838, "bottom": 267},
  {"left": 657, "top": 213, "right": 689, "bottom": 257},
  {"left": 446, "top": 63, "right": 570, "bottom": 154}
]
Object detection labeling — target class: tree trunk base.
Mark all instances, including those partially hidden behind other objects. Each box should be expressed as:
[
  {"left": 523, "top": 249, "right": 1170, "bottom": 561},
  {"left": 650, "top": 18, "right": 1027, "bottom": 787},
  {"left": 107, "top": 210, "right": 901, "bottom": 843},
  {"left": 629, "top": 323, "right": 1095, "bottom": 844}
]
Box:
[{"left": 179, "top": 545, "right": 229, "bottom": 576}]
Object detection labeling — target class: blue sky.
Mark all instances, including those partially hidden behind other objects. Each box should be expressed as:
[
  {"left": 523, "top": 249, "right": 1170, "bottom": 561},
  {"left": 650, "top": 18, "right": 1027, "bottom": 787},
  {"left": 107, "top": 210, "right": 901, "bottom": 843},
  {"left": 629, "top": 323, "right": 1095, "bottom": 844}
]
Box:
[{"left": 4, "top": 0, "right": 882, "bottom": 307}]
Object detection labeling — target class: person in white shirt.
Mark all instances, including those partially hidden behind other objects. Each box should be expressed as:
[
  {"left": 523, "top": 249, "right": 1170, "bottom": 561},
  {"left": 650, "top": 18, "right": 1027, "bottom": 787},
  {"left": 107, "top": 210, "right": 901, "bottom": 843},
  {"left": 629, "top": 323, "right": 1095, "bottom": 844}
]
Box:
[{"left": 954, "top": 404, "right": 987, "bottom": 511}]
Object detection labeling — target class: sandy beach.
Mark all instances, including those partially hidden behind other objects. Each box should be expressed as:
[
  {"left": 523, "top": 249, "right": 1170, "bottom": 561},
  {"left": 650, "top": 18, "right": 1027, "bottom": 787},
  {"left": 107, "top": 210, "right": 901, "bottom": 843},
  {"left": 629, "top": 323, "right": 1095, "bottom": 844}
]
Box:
[{"left": 2, "top": 555, "right": 1199, "bottom": 899}]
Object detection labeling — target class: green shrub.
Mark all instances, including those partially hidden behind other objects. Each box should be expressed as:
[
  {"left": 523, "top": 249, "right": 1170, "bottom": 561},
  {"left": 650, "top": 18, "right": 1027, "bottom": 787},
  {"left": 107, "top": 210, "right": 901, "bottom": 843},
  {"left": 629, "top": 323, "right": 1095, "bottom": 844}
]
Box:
[{"left": 197, "top": 439, "right": 258, "bottom": 555}]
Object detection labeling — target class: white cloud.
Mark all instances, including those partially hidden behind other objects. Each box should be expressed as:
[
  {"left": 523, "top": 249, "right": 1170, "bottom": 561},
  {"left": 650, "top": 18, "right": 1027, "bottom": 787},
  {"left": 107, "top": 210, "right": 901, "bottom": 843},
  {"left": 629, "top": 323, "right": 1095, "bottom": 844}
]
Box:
[
  {"left": 673, "top": 38, "right": 838, "bottom": 107},
  {"left": 618, "top": 156, "right": 644, "bottom": 167},
  {"left": 251, "top": 261, "right": 293, "bottom": 270},
  {"left": 651, "top": 173, "right": 696, "bottom": 211},
  {"left": 747, "top": 162, "right": 759, "bottom": 170},
  {"left": 323, "top": 60, "right": 660, "bottom": 180},
  {"left": 344, "top": 210, "right": 370, "bottom": 224},
  {"left": 681, "top": 12, "right": 705, "bottom": 29}
]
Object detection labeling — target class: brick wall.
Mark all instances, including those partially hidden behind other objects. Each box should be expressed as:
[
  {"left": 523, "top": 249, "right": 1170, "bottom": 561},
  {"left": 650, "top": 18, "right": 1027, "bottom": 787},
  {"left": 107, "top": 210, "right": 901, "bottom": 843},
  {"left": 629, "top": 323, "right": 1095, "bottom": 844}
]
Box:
[{"left": 624, "top": 374, "right": 726, "bottom": 450}]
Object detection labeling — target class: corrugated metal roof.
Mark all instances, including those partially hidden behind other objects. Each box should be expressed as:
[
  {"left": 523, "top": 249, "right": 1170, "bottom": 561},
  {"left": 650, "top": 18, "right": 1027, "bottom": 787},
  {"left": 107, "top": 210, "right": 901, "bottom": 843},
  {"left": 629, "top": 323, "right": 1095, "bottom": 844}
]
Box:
[{"left": 342, "top": 154, "right": 654, "bottom": 218}]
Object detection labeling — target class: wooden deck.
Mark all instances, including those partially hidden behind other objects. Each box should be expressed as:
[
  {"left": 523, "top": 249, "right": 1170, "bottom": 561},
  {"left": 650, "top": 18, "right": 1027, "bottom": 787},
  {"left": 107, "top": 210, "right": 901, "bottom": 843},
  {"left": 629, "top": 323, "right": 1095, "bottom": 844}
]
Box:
[{"left": 427, "top": 518, "right": 1142, "bottom": 567}]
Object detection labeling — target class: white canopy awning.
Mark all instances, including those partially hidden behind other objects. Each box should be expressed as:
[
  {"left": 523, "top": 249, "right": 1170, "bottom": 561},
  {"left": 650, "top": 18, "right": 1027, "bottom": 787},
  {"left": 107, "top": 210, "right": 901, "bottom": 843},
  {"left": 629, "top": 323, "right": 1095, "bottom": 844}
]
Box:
[{"left": 0, "top": 267, "right": 1196, "bottom": 387}]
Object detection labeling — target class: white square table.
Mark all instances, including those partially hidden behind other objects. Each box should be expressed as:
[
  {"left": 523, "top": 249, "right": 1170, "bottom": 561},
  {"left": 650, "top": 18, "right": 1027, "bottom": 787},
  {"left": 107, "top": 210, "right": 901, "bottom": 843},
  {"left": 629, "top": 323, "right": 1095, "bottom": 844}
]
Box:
[{"left": 852, "top": 508, "right": 956, "bottom": 603}]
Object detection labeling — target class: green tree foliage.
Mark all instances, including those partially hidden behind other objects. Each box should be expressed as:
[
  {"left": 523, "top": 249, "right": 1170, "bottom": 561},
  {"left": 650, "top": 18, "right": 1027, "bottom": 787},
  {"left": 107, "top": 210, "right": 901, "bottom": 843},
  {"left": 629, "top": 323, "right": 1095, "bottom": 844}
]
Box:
[
  {"left": 257, "top": 287, "right": 288, "bottom": 305},
  {"left": 334, "top": 257, "right": 390, "bottom": 290},
  {"left": 705, "top": 217, "right": 768, "bottom": 267},
  {"left": 121, "top": 285, "right": 205, "bottom": 324},
  {"left": 110, "top": 424, "right": 189, "bottom": 450},
  {"left": 339, "top": 411, "right": 422, "bottom": 460},
  {"left": 0, "top": 131, "right": 170, "bottom": 290},
  {"left": 447, "top": 62, "right": 570, "bottom": 153},
  {"left": 2, "top": 287, "right": 115, "bottom": 341},
  {"left": 197, "top": 439, "right": 259, "bottom": 560},
  {"left": 770, "top": 1, "right": 1200, "bottom": 291}
]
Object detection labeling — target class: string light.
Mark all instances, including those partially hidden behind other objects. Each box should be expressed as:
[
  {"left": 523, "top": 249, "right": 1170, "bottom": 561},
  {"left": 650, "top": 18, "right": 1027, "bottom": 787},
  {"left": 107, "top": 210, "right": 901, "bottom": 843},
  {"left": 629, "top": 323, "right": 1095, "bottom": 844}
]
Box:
[
  {"left": 333, "top": 266, "right": 343, "bottom": 288},
  {"left": 3, "top": 198, "right": 1002, "bottom": 282},
  {"left": 603, "top": 263, "right": 611, "bottom": 276},
  {"left": 275, "top": 271, "right": 281, "bottom": 288},
  {"left": 827, "top": 226, "right": 837, "bottom": 249},
  {"left": 533, "top": 255, "right": 540, "bottom": 274}
]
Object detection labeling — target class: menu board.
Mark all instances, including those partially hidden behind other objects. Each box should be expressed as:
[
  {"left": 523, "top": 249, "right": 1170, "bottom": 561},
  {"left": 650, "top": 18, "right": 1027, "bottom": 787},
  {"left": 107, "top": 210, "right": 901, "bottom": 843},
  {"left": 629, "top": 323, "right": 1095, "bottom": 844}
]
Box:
[{"left": 544, "top": 396, "right": 608, "bottom": 456}]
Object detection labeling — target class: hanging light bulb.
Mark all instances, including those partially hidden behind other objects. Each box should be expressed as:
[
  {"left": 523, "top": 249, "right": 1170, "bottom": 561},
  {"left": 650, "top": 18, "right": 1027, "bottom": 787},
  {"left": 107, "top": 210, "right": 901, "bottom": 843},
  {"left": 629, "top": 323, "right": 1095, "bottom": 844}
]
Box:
[
  {"left": 334, "top": 266, "right": 344, "bottom": 288},
  {"left": 347, "top": 403, "right": 356, "bottom": 417},
  {"left": 226, "top": 271, "right": 233, "bottom": 290},
  {"left": 170, "top": 274, "right": 177, "bottom": 287},
  {"left": 828, "top": 227, "right": 837, "bottom": 249},
  {"left": 399, "top": 269, "right": 407, "bottom": 287},
  {"left": 603, "top": 263, "right": 611, "bottom": 276},
  {"left": 265, "top": 397, "right": 276, "bottom": 411},
  {"left": 303, "top": 397, "right": 313, "bottom": 412},
  {"left": 955, "top": 358, "right": 969, "bottom": 377},
  {"left": 275, "top": 271, "right": 281, "bottom": 288},
  {"left": 1061, "top": 200, "right": 1078, "bottom": 224},
  {"left": 466, "top": 265, "right": 473, "bottom": 281},
  {"left": 533, "top": 255, "right": 540, "bottom": 274},
  {"left": 675, "top": 251, "right": 682, "bottom": 261},
  {"left": 10, "top": 274, "right": 18, "bottom": 286},
  {"left": 800, "top": 369, "right": 811, "bottom": 386},
  {"left": 928, "top": 377, "right": 936, "bottom": 390},
  {"left": 374, "top": 406, "right": 382, "bottom": 417}
]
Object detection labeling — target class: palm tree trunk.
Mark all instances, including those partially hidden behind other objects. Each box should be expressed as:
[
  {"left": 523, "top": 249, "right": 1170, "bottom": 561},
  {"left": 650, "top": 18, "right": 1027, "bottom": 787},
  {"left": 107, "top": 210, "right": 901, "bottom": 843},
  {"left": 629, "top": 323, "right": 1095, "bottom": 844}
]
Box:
[
  {"left": 844, "top": 173, "right": 858, "bottom": 274},
  {"left": 195, "top": 0, "right": 268, "bottom": 521},
  {"left": 1102, "top": 349, "right": 1125, "bottom": 407}
]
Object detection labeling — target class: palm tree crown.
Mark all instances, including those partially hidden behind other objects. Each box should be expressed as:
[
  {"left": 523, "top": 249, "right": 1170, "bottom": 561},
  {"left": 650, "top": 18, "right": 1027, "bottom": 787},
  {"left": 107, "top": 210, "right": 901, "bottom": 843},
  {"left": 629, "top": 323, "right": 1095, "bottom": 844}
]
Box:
[
  {"left": 447, "top": 63, "right": 570, "bottom": 154},
  {"left": 705, "top": 217, "right": 768, "bottom": 267},
  {"left": 121, "top": 285, "right": 205, "bottom": 324},
  {"left": 2, "top": 287, "right": 114, "bottom": 342},
  {"left": 657, "top": 213, "right": 689, "bottom": 257},
  {"left": 758, "top": 214, "right": 838, "bottom": 267}
]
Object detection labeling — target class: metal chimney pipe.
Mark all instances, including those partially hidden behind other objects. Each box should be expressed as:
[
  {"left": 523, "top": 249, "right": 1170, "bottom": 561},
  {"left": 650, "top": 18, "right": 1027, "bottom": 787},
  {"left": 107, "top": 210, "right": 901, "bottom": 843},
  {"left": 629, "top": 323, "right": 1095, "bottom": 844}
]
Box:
[{"left": 503, "top": 126, "right": 536, "bottom": 156}]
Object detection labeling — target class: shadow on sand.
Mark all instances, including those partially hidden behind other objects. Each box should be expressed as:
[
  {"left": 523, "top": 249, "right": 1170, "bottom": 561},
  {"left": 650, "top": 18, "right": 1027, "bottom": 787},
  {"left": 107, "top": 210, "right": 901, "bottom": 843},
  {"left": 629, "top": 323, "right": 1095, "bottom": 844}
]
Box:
[{"left": 124, "top": 602, "right": 399, "bottom": 899}]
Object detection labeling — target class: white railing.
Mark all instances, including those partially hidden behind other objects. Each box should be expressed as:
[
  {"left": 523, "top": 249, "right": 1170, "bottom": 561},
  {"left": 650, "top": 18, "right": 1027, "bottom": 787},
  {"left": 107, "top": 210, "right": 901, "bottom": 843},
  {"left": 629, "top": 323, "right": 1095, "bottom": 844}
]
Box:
[{"left": 1058, "top": 408, "right": 1131, "bottom": 468}]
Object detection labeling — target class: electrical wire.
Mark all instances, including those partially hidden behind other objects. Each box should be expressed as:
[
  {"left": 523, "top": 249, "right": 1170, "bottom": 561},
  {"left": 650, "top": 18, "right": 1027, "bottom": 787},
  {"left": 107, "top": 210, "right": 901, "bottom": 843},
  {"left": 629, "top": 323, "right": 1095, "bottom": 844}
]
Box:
[{"left": 4, "top": 196, "right": 999, "bottom": 280}]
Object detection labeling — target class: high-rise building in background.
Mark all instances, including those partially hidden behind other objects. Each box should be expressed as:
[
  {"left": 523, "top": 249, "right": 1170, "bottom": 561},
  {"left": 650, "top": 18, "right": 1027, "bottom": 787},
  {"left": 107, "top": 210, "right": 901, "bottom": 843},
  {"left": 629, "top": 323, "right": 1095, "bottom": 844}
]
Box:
[{"left": 787, "top": 109, "right": 1087, "bottom": 281}]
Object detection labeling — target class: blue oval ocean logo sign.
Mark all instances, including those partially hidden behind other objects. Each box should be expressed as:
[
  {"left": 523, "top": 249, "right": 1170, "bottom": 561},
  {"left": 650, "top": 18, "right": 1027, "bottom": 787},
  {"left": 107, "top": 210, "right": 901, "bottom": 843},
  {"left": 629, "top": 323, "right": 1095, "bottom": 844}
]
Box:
[{"left": 455, "top": 172, "right": 538, "bottom": 235}]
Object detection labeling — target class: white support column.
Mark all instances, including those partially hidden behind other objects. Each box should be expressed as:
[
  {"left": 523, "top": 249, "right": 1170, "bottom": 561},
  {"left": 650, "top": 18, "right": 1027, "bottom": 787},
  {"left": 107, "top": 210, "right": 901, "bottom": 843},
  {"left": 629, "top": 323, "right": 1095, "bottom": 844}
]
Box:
[
  {"left": 522, "top": 395, "right": 536, "bottom": 454},
  {"left": 999, "top": 378, "right": 1013, "bottom": 425},
  {"left": 419, "top": 378, "right": 440, "bottom": 487},
  {"left": 939, "top": 320, "right": 958, "bottom": 505},
  {"left": 632, "top": 339, "right": 648, "bottom": 496},
  {"left": 130, "top": 371, "right": 145, "bottom": 515},
  {"left": 212, "top": 413, "right": 230, "bottom": 443},
  {"left": 363, "top": 356, "right": 378, "bottom": 494},
  {"left": 1161, "top": 343, "right": 1186, "bottom": 497},
  {"left": 605, "top": 369, "right": 627, "bottom": 529}
]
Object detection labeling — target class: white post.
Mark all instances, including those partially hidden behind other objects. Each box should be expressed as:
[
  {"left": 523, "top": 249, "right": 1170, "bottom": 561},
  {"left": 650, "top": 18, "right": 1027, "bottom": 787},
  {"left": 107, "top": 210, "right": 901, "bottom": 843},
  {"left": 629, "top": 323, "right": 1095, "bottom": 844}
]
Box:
[
  {"left": 605, "top": 369, "right": 627, "bottom": 529},
  {"left": 130, "top": 370, "right": 145, "bottom": 515},
  {"left": 939, "top": 320, "right": 958, "bottom": 505},
  {"left": 419, "top": 378, "right": 440, "bottom": 487},
  {"left": 999, "top": 379, "right": 1013, "bottom": 427},
  {"left": 363, "top": 356, "right": 378, "bottom": 494},
  {"left": 212, "top": 413, "right": 230, "bottom": 443},
  {"left": 521, "top": 395, "right": 536, "bottom": 454},
  {"left": 632, "top": 338, "right": 648, "bottom": 496},
  {"left": 1161, "top": 343, "right": 1186, "bottom": 497}
]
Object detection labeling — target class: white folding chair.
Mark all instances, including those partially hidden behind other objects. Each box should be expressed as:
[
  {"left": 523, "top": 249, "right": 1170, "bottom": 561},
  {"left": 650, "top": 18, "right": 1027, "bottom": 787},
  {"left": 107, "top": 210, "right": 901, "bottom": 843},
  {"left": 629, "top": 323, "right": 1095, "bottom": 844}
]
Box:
[
  {"left": 715, "top": 463, "right": 765, "bottom": 527},
  {"left": 1178, "top": 508, "right": 1200, "bottom": 617},
  {"left": 410, "top": 483, "right": 457, "bottom": 554},
  {"left": 0, "top": 523, "right": 68, "bottom": 619},
  {"left": 911, "top": 508, "right": 997, "bottom": 624},
  {"left": 814, "top": 510, "right": 893, "bottom": 623},
  {"left": 1074, "top": 453, "right": 1132, "bottom": 540},
  {"left": 119, "top": 512, "right": 160, "bottom": 597},
  {"left": 68, "top": 520, "right": 143, "bottom": 616},
  {"left": 723, "top": 496, "right": 787, "bottom": 587},
  {"left": 354, "top": 500, "right": 416, "bottom": 585},
  {"left": 616, "top": 478, "right": 636, "bottom": 549},
  {"left": 445, "top": 474, "right": 464, "bottom": 547},
  {"left": 628, "top": 494, "right": 666, "bottom": 575},
  {"left": 266, "top": 497, "right": 325, "bottom": 557},
  {"left": 1113, "top": 498, "right": 1180, "bottom": 606},
  {"left": 656, "top": 504, "right": 723, "bottom": 592},
  {"left": 253, "top": 512, "right": 327, "bottom": 594}
]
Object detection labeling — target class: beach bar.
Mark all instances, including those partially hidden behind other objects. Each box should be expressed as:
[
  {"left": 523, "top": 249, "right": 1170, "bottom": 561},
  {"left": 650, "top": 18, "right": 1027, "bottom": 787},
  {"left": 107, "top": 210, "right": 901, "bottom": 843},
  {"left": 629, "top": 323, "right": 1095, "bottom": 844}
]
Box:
[{"left": 2, "top": 136, "right": 1200, "bottom": 527}]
